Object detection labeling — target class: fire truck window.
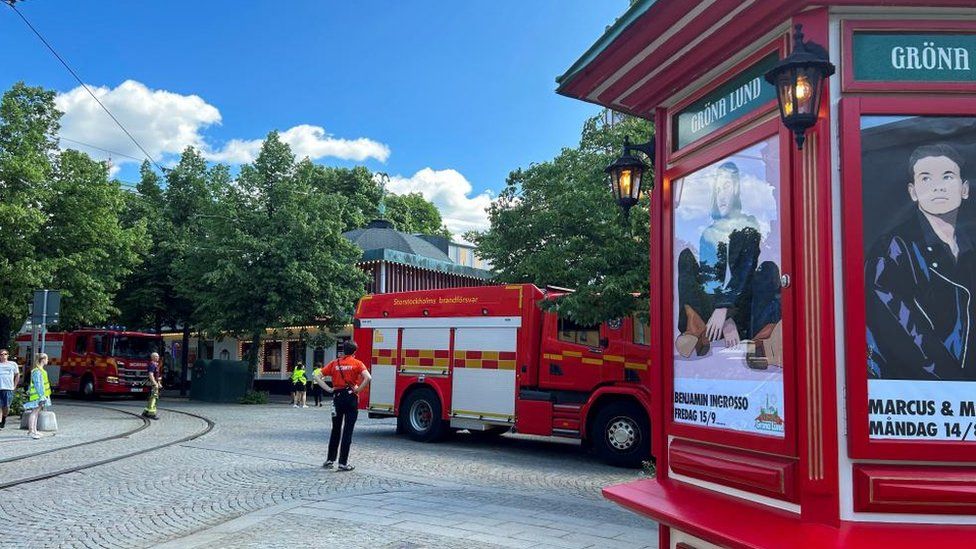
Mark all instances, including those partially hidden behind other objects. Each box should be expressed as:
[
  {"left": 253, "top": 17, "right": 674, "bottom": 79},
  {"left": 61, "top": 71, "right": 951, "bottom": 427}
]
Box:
[
  {"left": 633, "top": 318, "right": 650, "bottom": 346},
  {"left": 558, "top": 317, "right": 600, "bottom": 347},
  {"left": 114, "top": 336, "right": 157, "bottom": 359},
  {"left": 92, "top": 335, "right": 107, "bottom": 355},
  {"left": 74, "top": 336, "right": 88, "bottom": 354}
]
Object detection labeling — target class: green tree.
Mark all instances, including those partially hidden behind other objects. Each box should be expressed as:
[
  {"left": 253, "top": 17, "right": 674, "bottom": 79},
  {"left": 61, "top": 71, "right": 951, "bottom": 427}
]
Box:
[
  {"left": 190, "top": 132, "right": 367, "bottom": 384},
  {"left": 301, "top": 164, "right": 382, "bottom": 231},
  {"left": 385, "top": 192, "right": 451, "bottom": 238},
  {"left": 0, "top": 82, "right": 144, "bottom": 343},
  {"left": 44, "top": 149, "right": 146, "bottom": 327},
  {"left": 470, "top": 110, "right": 652, "bottom": 325},
  {"left": 116, "top": 162, "right": 169, "bottom": 331}
]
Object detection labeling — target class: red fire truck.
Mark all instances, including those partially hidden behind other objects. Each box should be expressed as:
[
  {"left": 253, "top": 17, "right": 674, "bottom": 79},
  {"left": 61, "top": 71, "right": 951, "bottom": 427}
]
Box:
[
  {"left": 354, "top": 284, "right": 653, "bottom": 467},
  {"left": 14, "top": 329, "right": 163, "bottom": 397}
]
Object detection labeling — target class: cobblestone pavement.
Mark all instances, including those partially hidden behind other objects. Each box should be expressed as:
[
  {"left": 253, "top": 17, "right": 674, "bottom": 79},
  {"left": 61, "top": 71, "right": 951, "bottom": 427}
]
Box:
[
  {"left": 0, "top": 397, "right": 658, "bottom": 548},
  {"left": 0, "top": 402, "right": 142, "bottom": 458}
]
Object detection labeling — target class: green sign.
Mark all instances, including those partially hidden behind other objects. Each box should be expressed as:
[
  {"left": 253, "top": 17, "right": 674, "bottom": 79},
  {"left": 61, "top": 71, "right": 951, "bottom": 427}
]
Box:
[
  {"left": 673, "top": 53, "right": 778, "bottom": 150},
  {"left": 853, "top": 32, "right": 976, "bottom": 82}
]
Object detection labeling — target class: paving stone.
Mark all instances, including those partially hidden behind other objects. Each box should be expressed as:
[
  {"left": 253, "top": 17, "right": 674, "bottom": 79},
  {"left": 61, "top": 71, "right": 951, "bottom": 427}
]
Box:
[{"left": 2, "top": 399, "right": 657, "bottom": 548}]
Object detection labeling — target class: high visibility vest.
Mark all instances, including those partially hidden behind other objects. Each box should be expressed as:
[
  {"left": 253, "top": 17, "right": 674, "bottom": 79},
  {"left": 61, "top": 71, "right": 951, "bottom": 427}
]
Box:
[
  {"left": 28, "top": 367, "right": 51, "bottom": 402},
  {"left": 291, "top": 368, "right": 307, "bottom": 384}
]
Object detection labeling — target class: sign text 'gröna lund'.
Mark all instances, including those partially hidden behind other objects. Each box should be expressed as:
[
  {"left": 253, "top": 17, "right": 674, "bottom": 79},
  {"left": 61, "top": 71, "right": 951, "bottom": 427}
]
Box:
[{"left": 673, "top": 53, "right": 778, "bottom": 150}]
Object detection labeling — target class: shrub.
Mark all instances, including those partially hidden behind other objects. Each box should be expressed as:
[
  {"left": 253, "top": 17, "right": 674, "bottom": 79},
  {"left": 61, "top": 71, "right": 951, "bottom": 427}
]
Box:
[
  {"left": 641, "top": 460, "right": 656, "bottom": 478},
  {"left": 239, "top": 390, "right": 269, "bottom": 405},
  {"left": 10, "top": 388, "right": 27, "bottom": 417}
]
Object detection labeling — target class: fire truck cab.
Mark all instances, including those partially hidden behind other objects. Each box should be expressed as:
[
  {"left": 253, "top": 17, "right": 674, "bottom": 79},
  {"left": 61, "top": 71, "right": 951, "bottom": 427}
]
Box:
[
  {"left": 354, "top": 284, "right": 653, "bottom": 467},
  {"left": 15, "top": 329, "right": 163, "bottom": 398}
]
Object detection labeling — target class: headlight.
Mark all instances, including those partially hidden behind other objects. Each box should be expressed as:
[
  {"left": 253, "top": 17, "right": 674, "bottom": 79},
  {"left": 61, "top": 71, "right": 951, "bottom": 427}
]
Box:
[{"left": 106, "top": 376, "right": 120, "bottom": 384}]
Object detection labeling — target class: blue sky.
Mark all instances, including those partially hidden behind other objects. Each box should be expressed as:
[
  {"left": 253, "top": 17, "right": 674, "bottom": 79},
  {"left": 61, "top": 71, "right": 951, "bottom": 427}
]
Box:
[{"left": 1, "top": 1, "right": 627, "bottom": 233}]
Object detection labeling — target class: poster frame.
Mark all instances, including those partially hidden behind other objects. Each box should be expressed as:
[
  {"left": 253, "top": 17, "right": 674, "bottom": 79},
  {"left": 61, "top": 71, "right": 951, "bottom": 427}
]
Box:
[
  {"left": 841, "top": 95, "right": 976, "bottom": 461},
  {"left": 663, "top": 116, "right": 798, "bottom": 458},
  {"left": 841, "top": 20, "right": 976, "bottom": 94}
]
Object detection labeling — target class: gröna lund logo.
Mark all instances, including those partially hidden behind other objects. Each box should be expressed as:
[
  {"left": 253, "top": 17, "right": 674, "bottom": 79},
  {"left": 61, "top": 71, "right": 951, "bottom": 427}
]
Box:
[{"left": 891, "top": 41, "right": 971, "bottom": 71}]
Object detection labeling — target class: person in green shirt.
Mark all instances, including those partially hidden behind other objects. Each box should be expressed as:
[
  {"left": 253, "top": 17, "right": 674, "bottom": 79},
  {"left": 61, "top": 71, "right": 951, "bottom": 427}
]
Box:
[{"left": 291, "top": 362, "right": 308, "bottom": 408}]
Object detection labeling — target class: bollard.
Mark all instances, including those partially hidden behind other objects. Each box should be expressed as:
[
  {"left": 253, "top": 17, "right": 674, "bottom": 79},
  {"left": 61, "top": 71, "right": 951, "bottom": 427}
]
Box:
[
  {"left": 18, "top": 410, "right": 58, "bottom": 432},
  {"left": 37, "top": 410, "right": 58, "bottom": 432}
]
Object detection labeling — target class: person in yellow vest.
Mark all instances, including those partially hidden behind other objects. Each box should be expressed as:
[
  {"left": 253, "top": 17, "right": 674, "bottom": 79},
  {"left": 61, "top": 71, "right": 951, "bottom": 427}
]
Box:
[
  {"left": 25, "top": 353, "right": 52, "bottom": 440},
  {"left": 291, "top": 362, "right": 308, "bottom": 408},
  {"left": 310, "top": 362, "right": 325, "bottom": 407}
]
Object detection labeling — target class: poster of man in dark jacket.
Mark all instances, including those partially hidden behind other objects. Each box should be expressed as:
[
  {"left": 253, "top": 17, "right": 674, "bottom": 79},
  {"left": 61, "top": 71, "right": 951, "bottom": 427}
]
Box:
[{"left": 865, "top": 137, "right": 976, "bottom": 381}]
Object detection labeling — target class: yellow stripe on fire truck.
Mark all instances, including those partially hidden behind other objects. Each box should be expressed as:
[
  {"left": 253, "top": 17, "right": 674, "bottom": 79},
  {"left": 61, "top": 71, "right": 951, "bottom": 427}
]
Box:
[{"left": 543, "top": 352, "right": 647, "bottom": 370}]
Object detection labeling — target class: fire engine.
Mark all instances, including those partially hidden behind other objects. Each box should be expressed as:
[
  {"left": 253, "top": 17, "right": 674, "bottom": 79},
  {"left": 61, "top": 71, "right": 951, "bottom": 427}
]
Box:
[
  {"left": 354, "top": 284, "right": 653, "bottom": 467},
  {"left": 14, "top": 329, "right": 163, "bottom": 397}
]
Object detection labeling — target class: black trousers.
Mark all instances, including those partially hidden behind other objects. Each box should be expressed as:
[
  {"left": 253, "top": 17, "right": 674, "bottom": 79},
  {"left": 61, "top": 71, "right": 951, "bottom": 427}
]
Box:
[{"left": 327, "top": 390, "right": 359, "bottom": 465}]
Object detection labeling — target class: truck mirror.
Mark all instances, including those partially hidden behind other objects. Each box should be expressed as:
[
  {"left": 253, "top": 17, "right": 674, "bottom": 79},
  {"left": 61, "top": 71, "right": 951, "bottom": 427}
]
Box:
[{"left": 599, "top": 337, "right": 609, "bottom": 348}]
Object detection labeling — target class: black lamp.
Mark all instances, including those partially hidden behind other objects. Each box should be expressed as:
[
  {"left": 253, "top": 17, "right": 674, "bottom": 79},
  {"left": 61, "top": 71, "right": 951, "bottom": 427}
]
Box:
[
  {"left": 605, "top": 136, "right": 655, "bottom": 217},
  {"left": 764, "top": 24, "right": 835, "bottom": 150}
]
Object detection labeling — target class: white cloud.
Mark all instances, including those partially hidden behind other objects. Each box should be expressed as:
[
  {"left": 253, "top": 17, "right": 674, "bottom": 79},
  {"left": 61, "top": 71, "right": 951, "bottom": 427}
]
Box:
[
  {"left": 206, "top": 124, "right": 390, "bottom": 164},
  {"left": 54, "top": 80, "right": 389, "bottom": 168},
  {"left": 385, "top": 168, "right": 493, "bottom": 235},
  {"left": 56, "top": 80, "right": 220, "bottom": 166}
]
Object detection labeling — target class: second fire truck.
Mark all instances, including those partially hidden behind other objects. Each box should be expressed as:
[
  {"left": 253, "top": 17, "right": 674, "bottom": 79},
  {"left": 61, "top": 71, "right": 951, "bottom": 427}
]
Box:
[
  {"left": 354, "top": 284, "right": 653, "bottom": 467},
  {"left": 15, "top": 329, "right": 163, "bottom": 398}
]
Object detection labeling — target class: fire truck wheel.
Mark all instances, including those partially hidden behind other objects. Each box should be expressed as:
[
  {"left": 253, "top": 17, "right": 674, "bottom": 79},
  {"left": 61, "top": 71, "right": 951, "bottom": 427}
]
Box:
[
  {"left": 79, "top": 375, "right": 96, "bottom": 400},
  {"left": 592, "top": 401, "right": 649, "bottom": 468},
  {"left": 400, "top": 387, "right": 447, "bottom": 442}
]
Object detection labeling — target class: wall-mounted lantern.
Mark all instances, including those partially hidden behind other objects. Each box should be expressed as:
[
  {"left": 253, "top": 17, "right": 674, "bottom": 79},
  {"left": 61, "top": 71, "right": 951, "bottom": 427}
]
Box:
[
  {"left": 605, "top": 136, "right": 655, "bottom": 217},
  {"left": 764, "top": 24, "right": 835, "bottom": 150}
]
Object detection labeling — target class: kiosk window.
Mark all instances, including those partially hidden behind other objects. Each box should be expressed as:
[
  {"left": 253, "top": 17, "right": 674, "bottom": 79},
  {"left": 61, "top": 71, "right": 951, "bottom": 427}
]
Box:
[
  {"left": 558, "top": 317, "right": 600, "bottom": 347},
  {"left": 671, "top": 135, "right": 786, "bottom": 438}
]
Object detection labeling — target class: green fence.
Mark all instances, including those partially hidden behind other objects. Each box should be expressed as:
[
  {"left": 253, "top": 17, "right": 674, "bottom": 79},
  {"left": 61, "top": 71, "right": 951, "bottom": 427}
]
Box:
[{"left": 190, "top": 359, "right": 250, "bottom": 403}]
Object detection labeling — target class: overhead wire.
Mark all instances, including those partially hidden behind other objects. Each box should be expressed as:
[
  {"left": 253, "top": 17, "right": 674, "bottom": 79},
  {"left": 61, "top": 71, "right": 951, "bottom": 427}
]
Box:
[
  {"left": 59, "top": 136, "right": 146, "bottom": 163},
  {"left": 4, "top": 0, "right": 168, "bottom": 173}
]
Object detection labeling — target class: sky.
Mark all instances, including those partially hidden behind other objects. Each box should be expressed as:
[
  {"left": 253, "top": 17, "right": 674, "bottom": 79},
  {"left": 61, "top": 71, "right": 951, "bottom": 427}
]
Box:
[{"left": 0, "top": 1, "right": 629, "bottom": 235}]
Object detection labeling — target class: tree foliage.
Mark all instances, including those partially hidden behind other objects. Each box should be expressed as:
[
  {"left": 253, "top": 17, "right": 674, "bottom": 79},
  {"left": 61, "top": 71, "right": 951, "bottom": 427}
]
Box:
[
  {"left": 0, "top": 83, "right": 145, "bottom": 343},
  {"left": 470, "top": 110, "right": 652, "bottom": 325},
  {"left": 385, "top": 192, "right": 451, "bottom": 238},
  {"left": 187, "top": 132, "right": 367, "bottom": 380}
]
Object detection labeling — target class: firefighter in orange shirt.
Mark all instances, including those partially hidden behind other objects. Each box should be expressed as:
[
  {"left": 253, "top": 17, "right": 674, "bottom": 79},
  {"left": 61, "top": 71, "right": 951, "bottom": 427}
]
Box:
[{"left": 316, "top": 340, "right": 371, "bottom": 471}]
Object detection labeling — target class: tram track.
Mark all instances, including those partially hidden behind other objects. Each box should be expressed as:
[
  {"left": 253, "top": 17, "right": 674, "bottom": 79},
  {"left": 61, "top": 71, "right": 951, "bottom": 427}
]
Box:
[
  {"left": 0, "top": 403, "right": 150, "bottom": 464},
  {"left": 0, "top": 404, "right": 214, "bottom": 490}
]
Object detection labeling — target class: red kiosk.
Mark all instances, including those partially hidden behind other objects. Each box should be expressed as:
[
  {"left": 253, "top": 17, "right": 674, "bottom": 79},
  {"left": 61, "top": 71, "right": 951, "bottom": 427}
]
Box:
[{"left": 558, "top": 2, "right": 976, "bottom": 547}]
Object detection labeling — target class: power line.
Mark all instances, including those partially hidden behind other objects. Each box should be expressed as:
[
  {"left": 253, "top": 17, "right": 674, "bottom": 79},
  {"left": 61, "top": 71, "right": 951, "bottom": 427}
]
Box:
[
  {"left": 4, "top": 1, "right": 167, "bottom": 173},
  {"left": 59, "top": 136, "right": 146, "bottom": 163}
]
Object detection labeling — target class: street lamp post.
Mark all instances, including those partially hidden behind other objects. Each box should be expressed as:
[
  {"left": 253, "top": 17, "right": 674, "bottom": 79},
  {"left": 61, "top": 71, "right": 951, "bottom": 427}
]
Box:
[
  {"left": 605, "top": 136, "right": 655, "bottom": 217},
  {"left": 763, "top": 24, "right": 835, "bottom": 150}
]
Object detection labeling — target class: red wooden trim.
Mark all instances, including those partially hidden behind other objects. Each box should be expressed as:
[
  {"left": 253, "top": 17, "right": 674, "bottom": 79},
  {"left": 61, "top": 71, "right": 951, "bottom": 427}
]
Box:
[
  {"left": 842, "top": 20, "right": 976, "bottom": 94},
  {"left": 841, "top": 95, "right": 976, "bottom": 462},
  {"left": 669, "top": 438, "right": 799, "bottom": 502},
  {"left": 785, "top": 10, "right": 841, "bottom": 527},
  {"left": 620, "top": 1, "right": 797, "bottom": 114},
  {"left": 603, "top": 477, "right": 976, "bottom": 549},
  {"left": 667, "top": 37, "right": 787, "bottom": 161},
  {"left": 854, "top": 465, "right": 976, "bottom": 514},
  {"left": 663, "top": 118, "right": 798, "bottom": 458},
  {"left": 652, "top": 107, "right": 669, "bottom": 469}
]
